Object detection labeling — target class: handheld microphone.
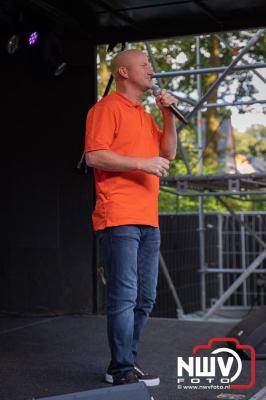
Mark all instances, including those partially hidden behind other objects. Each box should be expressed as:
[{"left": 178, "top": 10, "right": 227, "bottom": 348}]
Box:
[{"left": 152, "top": 85, "right": 188, "bottom": 125}]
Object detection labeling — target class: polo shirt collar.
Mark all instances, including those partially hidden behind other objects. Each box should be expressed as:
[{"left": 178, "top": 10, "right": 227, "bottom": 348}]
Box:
[{"left": 114, "top": 91, "right": 144, "bottom": 109}]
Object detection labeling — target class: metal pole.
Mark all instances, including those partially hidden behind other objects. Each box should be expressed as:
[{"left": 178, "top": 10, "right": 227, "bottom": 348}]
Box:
[
  {"left": 206, "top": 99, "right": 266, "bottom": 108},
  {"left": 176, "top": 29, "right": 265, "bottom": 134},
  {"left": 203, "top": 250, "right": 266, "bottom": 320},
  {"left": 172, "top": 95, "right": 196, "bottom": 107},
  {"left": 145, "top": 42, "right": 164, "bottom": 89},
  {"left": 196, "top": 36, "right": 206, "bottom": 311},
  {"left": 206, "top": 268, "right": 266, "bottom": 273},
  {"left": 215, "top": 33, "right": 266, "bottom": 86},
  {"left": 240, "top": 213, "right": 248, "bottom": 307},
  {"left": 216, "top": 196, "right": 266, "bottom": 250},
  {"left": 153, "top": 62, "right": 266, "bottom": 78},
  {"left": 160, "top": 187, "right": 266, "bottom": 197},
  {"left": 217, "top": 214, "right": 224, "bottom": 300},
  {"left": 159, "top": 252, "right": 185, "bottom": 318}
]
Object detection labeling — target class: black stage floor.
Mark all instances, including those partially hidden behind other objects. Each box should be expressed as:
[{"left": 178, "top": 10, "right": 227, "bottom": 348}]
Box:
[{"left": 0, "top": 315, "right": 265, "bottom": 400}]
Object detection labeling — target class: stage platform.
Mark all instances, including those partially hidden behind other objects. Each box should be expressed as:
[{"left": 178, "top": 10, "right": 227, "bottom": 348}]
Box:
[{"left": 0, "top": 315, "right": 265, "bottom": 400}]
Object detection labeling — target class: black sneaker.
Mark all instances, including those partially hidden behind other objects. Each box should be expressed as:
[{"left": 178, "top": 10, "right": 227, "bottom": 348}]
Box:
[
  {"left": 113, "top": 370, "right": 139, "bottom": 386},
  {"left": 134, "top": 363, "right": 160, "bottom": 387},
  {"left": 106, "top": 363, "right": 160, "bottom": 387}
]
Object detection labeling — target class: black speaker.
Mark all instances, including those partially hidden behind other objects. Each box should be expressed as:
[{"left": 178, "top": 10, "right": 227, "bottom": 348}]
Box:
[
  {"left": 226, "top": 306, "right": 266, "bottom": 359},
  {"left": 37, "top": 382, "right": 151, "bottom": 400}
]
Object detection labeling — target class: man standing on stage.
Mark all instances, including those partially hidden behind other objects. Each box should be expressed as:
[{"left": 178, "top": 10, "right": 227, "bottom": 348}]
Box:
[{"left": 84, "top": 49, "right": 177, "bottom": 386}]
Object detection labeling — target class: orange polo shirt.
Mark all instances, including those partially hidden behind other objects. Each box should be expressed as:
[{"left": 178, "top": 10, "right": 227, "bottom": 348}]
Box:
[{"left": 84, "top": 91, "right": 163, "bottom": 231}]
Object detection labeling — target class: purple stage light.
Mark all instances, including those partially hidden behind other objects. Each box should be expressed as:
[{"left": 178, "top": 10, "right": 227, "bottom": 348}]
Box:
[{"left": 28, "top": 32, "right": 39, "bottom": 46}]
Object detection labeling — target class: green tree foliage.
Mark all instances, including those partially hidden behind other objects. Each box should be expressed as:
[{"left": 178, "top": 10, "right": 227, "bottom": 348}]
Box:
[{"left": 235, "top": 124, "right": 266, "bottom": 160}]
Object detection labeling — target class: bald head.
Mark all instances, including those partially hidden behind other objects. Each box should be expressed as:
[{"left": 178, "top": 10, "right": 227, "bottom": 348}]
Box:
[
  {"left": 110, "top": 49, "right": 154, "bottom": 95},
  {"left": 111, "top": 49, "right": 148, "bottom": 79}
]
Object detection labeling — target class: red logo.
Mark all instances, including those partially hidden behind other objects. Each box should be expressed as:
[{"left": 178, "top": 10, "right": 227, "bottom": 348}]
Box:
[{"left": 192, "top": 338, "right": 256, "bottom": 389}]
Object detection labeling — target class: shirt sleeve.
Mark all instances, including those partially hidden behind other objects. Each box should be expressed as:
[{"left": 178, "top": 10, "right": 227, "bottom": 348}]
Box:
[
  {"left": 149, "top": 115, "right": 164, "bottom": 138},
  {"left": 84, "top": 103, "right": 116, "bottom": 152}
]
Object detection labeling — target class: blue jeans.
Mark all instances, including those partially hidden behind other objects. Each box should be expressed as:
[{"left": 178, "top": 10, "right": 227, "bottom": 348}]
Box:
[{"left": 96, "top": 225, "right": 160, "bottom": 378}]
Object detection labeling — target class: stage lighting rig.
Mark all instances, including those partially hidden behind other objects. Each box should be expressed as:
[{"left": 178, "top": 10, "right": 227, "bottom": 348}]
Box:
[
  {"left": 28, "top": 31, "right": 39, "bottom": 46},
  {"left": 7, "top": 33, "right": 20, "bottom": 54}
]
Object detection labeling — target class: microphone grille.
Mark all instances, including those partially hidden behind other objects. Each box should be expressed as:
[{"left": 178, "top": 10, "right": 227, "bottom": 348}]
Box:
[{"left": 152, "top": 85, "right": 161, "bottom": 96}]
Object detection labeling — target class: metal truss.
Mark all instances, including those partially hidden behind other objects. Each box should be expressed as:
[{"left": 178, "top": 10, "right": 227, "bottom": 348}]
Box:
[
  {"left": 160, "top": 173, "right": 266, "bottom": 198},
  {"left": 148, "top": 28, "right": 266, "bottom": 320},
  {"left": 153, "top": 61, "right": 266, "bottom": 78}
]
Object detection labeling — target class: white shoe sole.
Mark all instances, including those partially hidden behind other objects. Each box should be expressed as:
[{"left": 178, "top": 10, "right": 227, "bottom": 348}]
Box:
[
  {"left": 105, "top": 372, "right": 160, "bottom": 387},
  {"left": 105, "top": 372, "right": 113, "bottom": 384}
]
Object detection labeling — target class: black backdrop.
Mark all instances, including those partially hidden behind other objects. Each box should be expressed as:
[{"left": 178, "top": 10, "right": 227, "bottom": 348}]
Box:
[{"left": 0, "top": 38, "right": 97, "bottom": 315}]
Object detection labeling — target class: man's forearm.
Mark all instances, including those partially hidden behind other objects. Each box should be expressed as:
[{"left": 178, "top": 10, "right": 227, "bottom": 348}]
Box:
[
  {"left": 85, "top": 150, "right": 170, "bottom": 177},
  {"left": 160, "top": 112, "right": 177, "bottom": 160},
  {"left": 85, "top": 150, "right": 143, "bottom": 172}
]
